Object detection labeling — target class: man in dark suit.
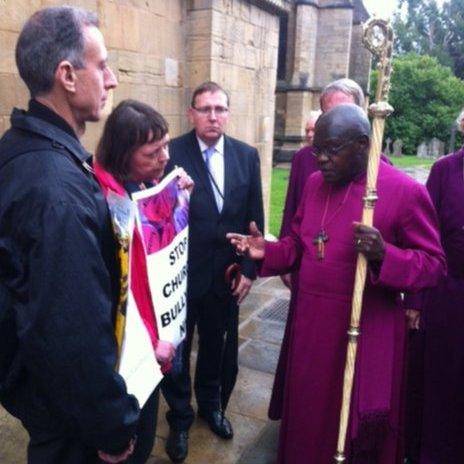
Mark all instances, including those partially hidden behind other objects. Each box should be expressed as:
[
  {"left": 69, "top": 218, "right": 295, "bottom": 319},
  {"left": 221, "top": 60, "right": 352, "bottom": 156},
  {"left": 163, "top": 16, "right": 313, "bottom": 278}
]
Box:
[{"left": 162, "top": 81, "right": 264, "bottom": 463}]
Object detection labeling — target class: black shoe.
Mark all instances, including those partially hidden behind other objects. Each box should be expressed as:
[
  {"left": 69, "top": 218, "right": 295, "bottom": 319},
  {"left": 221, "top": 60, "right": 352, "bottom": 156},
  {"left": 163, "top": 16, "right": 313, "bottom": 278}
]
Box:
[
  {"left": 165, "top": 429, "right": 188, "bottom": 463},
  {"left": 198, "top": 410, "right": 234, "bottom": 439}
]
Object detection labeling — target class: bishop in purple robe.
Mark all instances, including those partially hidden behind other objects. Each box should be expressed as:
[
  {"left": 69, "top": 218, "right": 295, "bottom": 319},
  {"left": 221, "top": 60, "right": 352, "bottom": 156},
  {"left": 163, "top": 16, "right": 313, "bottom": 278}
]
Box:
[
  {"left": 405, "top": 147, "right": 464, "bottom": 464},
  {"left": 228, "top": 104, "right": 446, "bottom": 463},
  {"left": 271, "top": 98, "right": 393, "bottom": 420}
]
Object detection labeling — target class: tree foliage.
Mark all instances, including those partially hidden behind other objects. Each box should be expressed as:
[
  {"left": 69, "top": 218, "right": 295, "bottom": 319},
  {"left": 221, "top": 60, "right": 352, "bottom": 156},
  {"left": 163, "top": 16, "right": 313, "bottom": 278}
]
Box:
[
  {"left": 371, "top": 54, "right": 464, "bottom": 154},
  {"left": 442, "top": 0, "right": 464, "bottom": 78},
  {"left": 393, "top": 0, "right": 464, "bottom": 78}
]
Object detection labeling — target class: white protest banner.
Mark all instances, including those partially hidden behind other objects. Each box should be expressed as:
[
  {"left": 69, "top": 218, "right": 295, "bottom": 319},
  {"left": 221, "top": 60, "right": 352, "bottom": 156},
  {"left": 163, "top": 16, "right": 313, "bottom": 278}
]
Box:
[
  {"left": 132, "top": 168, "right": 189, "bottom": 348},
  {"left": 118, "top": 290, "right": 162, "bottom": 407},
  {"left": 106, "top": 192, "right": 162, "bottom": 408}
]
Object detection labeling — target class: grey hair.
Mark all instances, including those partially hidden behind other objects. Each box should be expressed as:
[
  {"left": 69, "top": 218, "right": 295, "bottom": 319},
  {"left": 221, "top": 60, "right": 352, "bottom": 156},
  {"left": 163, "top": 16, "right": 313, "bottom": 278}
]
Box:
[
  {"left": 320, "top": 78, "right": 365, "bottom": 109},
  {"left": 456, "top": 109, "right": 464, "bottom": 133},
  {"left": 16, "top": 6, "right": 98, "bottom": 97}
]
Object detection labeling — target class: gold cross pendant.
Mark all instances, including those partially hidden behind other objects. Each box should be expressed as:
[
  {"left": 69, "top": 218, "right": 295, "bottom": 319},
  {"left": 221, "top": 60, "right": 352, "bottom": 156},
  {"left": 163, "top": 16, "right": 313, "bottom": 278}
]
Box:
[{"left": 312, "top": 230, "right": 328, "bottom": 260}]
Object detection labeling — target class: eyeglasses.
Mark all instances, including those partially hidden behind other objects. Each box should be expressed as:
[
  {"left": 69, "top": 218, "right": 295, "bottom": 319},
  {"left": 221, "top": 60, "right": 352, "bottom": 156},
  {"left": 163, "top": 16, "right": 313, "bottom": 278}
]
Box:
[
  {"left": 192, "top": 106, "right": 229, "bottom": 116},
  {"left": 312, "top": 139, "right": 355, "bottom": 159}
]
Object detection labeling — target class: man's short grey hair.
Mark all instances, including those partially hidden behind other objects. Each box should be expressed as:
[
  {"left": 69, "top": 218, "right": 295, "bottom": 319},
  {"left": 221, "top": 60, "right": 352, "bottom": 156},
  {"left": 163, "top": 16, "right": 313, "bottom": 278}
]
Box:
[
  {"left": 16, "top": 6, "right": 99, "bottom": 97},
  {"left": 456, "top": 109, "right": 464, "bottom": 133},
  {"left": 320, "top": 78, "right": 365, "bottom": 109}
]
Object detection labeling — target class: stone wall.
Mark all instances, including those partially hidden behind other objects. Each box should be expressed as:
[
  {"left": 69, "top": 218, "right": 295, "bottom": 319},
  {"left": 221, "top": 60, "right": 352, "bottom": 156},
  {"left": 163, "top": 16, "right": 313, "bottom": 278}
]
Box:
[
  {"left": 280, "top": 4, "right": 319, "bottom": 142},
  {"left": 186, "top": 0, "right": 280, "bottom": 210},
  {"left": 314, "top": 5, "right": 353, "bottom": 86},
  {"left": 0, "top": 0, "right": 279, "bottom": 223},
  {"left": 274, "top": 0, "right": 372, "bottom": 159},
  {"left": 0, "top": 0, "right": 187, "bottom": 153}
]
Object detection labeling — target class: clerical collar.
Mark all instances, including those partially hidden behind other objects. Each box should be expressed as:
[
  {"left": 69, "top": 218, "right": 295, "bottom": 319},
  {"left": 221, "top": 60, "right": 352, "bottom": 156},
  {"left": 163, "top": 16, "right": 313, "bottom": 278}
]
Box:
[
  {"left": 28, "top": 99, "right": 78, "bottom": 140},
  {"left": 196, "top": 135, "right": 225, "bottom": 156}
]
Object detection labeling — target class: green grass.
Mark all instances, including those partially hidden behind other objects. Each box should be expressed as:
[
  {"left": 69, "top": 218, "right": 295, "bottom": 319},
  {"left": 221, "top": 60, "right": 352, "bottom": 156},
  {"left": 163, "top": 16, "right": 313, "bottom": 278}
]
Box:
[
  {"left": 269, "top": 167, "right": 290, "bottom": 237},
  {"left": 388, "top": 155, "right": 434, "bottom": 169}
]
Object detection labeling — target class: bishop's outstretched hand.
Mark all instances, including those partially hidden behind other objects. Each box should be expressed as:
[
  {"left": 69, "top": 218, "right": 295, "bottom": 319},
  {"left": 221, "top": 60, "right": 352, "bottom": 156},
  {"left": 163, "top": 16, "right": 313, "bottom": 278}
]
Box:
[{"left": 227, "top": 221, "right": 265, "bottom": 260}]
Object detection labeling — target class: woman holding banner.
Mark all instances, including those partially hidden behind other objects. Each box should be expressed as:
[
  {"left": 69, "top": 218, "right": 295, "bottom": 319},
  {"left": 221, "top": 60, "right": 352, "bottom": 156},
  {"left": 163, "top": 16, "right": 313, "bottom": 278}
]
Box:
[{"left": 94, "top": 99, "right": 193, "bottom": 464}]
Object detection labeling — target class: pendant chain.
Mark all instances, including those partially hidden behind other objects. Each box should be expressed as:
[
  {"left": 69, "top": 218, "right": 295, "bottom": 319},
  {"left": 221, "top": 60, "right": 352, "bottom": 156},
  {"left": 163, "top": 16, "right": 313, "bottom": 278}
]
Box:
[
  {"left": 313, "top": 182, "right": 354, "bottom": 260},
  {"left": 319, "top": 181, "right": 354, "bottom": 232}
]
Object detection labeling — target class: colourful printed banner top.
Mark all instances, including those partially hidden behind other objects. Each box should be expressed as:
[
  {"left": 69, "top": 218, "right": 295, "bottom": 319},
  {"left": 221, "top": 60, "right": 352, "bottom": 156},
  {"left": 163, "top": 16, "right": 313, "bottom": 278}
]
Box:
[{"left": 132, "top": 168, "right": 189, "bottom": 348}]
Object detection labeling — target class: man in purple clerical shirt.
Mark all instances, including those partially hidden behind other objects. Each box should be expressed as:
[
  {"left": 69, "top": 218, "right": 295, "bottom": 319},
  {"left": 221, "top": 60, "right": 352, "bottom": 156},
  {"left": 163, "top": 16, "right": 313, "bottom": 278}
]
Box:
[
  {"left": 280, "top": 78, "right": 366, "bottom": 243},
  {"left": 278, "top": 110, "right": 321, "bottom": 251},
  {"left": 404, "top": 109, "right": 464, "bottom": 464},
  {"left": 228, "top": 104, "right": 445, "bottom": 463}
]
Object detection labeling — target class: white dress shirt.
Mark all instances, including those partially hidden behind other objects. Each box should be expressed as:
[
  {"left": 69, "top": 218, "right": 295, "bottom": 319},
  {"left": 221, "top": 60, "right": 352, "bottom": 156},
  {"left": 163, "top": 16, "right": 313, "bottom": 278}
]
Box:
[{"left": 197, "top": 135, "right": 225, "bottom": 212}]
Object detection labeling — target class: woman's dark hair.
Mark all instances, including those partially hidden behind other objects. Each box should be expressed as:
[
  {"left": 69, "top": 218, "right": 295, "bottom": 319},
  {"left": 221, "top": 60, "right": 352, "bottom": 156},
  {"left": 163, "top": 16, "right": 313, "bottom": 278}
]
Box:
[{"left": 96, "top": 99, "right": 169, "bottom": 182}]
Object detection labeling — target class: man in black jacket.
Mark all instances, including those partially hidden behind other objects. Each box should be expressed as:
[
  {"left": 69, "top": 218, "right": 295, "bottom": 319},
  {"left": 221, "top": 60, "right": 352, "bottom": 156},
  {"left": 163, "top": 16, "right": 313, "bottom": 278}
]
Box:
[
  {"left": 161, "top": 81, "right": 264, "bottom": 462},
  {"left": 0, "top": 7, "right": 139, "bottom": 463}
]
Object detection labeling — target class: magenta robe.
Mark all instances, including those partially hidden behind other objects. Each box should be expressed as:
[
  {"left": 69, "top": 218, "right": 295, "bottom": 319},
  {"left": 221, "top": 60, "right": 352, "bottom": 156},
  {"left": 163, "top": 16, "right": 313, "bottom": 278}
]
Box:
[
  {"left": 270, "top": 149, "right": 393, "bottom": 420},
  {"left": 261, "top": 162, "right": 446, "bottom": 463},
  {"left": 269, "top": 145, "right": 319, "bottom": 419},
  {"left": 405, "top": 149, "right": 464, "bottom": 464}
]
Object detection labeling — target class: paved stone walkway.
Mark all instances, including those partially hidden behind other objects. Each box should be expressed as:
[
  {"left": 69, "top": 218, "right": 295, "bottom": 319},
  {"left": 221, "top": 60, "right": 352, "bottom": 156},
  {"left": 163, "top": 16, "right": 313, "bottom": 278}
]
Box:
[
  {"left": 0, "top": 409, "right": 27, "bottom": 464},
  {"left": 149, "top": 276, "right": 288, "bottom": 464}
]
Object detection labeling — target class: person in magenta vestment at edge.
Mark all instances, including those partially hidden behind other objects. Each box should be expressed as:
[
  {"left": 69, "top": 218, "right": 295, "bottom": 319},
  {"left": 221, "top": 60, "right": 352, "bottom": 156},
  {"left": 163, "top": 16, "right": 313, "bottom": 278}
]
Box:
[
  {"left": 228, "top": 104, "right": 446, "bottom": 463},
  {"left": 270, "top": 78, "right": 370, "bottom": 420},
  {"left": 404, "top": 109, "right": 464, "bottom": 464}
]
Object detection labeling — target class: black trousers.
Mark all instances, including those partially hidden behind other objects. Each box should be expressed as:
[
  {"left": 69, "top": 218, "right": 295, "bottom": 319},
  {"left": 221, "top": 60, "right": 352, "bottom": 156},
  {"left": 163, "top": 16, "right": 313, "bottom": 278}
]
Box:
[
  {"left": 27, "top": 433, "right": 97, "bottom": 464},
  {"left": 128, "top": 387, "right": 160, "bottom": 464},
  {"left": 25, "top": 387, "right": 159, "bottom": 464},
  {"left": 161, "top": 291, "right": 239, "bottom": 431}
]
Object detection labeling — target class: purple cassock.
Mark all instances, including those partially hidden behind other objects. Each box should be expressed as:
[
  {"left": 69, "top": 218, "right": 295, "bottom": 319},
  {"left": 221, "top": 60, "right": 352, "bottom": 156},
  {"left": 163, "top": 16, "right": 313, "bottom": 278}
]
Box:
[
  {"left": 270, "top": 148, "right": 393, "bottom": 419},
  {"left": 269, "top": 145, "right": 318, "bottom": 419},
  {"left": 260, "top": 161, "right": 446, "bottom": 463},
  {"left": 405, "top": 148, "right": 464, "bottom": 464}
]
